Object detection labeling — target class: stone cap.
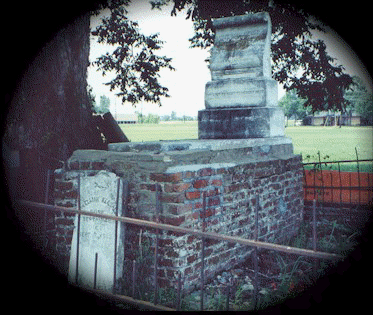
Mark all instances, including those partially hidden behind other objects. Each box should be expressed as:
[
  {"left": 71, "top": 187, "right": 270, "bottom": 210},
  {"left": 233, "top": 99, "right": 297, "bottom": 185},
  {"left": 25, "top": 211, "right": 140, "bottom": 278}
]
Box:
[
  {"left": 66, "top": 137, "right": 295, "bottom": 174},
  {"left": 108, "top": 137, "right": 292, "bottom": 153},
  {"left": 212, "top": 12, "right": 269, "bottom": 29}
]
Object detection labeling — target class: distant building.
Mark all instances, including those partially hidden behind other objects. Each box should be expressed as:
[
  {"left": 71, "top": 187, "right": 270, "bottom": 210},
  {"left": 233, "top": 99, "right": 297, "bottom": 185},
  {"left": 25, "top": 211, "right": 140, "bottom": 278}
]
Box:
[
  {"left": 303, "top": 111, "right": 362, "bottom": 126},
  {"left": 114, "top": 113, "right": 138, "bottom": 124}
]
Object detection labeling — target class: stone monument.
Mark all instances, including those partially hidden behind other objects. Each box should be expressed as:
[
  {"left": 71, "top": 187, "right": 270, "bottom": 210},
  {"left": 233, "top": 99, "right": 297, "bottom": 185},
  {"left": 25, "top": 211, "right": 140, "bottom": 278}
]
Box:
[
  {"left": 68, "top": 171, "right": 124, "bottom": 292},
  {"left": 53, "top": 12, "right": 303, "bottom": 293},
  {"left": 199, "top": 12, "right": 285, "bottom": 139}
]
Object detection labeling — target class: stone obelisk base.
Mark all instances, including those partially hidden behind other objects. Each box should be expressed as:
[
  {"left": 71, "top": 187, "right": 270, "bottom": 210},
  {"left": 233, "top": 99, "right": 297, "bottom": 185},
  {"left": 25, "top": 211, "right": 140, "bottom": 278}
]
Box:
[{"left": 198, "top": 107, "right": 285, "bottom": 139}]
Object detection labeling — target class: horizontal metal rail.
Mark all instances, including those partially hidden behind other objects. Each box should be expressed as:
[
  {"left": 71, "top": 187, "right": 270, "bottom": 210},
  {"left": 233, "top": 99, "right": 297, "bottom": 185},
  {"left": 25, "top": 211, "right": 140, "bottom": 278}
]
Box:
[
  {"left": 17, "top": 199, "right": 342, "bottom": 260},
  {"left": 83, "top": 287, "right": 176, "bottom": 311},
  {"left": 304, "top": 185, "right": 372, "bottom": 191},
  {"left": 303, "top": 159, "right": 373, "bottom": 165}
]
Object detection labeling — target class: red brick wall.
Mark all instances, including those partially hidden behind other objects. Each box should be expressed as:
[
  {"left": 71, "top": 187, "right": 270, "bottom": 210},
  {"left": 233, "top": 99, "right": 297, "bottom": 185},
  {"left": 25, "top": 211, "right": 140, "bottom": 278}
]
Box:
[
  {"left": 52, "top": 155, "right": 303, "bottom": 291},
  {"left": 146, "top": 156, "right": 303, "bottom": 289}
]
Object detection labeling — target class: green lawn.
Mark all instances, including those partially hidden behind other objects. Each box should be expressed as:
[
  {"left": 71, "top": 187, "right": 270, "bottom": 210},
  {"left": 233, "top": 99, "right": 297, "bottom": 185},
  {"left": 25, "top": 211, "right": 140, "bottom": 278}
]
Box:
[
  {"left": 285, "top": 126, "right": 373, "bottom": 161},
  {"left": 120, "top": 122, "right": 372, "bottom": 170},
  {"left": 120, "top": 121, "right": 198, "bottom": 142},
  {"left": 285, "top": 126, "right": 372, "bottom": 172}
]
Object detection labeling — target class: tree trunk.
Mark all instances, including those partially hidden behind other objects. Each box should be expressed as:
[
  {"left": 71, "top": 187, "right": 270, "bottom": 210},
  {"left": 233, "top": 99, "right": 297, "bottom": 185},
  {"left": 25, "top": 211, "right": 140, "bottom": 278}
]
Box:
[{"left": 4, "top": 13, "right": 105, "bottom": 201}]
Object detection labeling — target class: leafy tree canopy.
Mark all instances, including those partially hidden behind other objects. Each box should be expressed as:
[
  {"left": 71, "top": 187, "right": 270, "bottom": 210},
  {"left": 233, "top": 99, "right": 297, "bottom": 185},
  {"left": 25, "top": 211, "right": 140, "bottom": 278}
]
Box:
[
  {"left": 278, "top": 89, "right": 309, "bottom": 121},
  {"left": 91, "top": 0, "right": 175, "bottom": 106},
  {"left": 94, "top": 95, "right": 111, "bottom": 114},
  {"left": 344, "top": 76, "right": 373, "bottom": 124},
  {"left": 152, "top": 0, "right": 354, "bottom": 113}
]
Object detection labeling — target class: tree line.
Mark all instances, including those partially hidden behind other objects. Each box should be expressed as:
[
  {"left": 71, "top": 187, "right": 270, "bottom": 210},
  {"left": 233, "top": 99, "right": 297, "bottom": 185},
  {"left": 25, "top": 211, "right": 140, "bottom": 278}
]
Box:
[
  {"left": 91, "top": 92, "right": 197, "bottom": 123},
  {"left": 279, "top": 76, "right": 373, "bottom": 126},
  {"left": 137, "top": 111, "right": 196, "bottom": 124}
]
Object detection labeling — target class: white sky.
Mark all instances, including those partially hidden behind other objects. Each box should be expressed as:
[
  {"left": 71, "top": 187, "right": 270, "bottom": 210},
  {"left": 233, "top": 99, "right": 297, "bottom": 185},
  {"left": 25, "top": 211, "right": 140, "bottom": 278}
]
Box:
[
  {"left": 88, "top": 0, "right": 372, "bottom": 117},
  {"left": 89, "top": 0, "right": 210, "bottom": 117}
]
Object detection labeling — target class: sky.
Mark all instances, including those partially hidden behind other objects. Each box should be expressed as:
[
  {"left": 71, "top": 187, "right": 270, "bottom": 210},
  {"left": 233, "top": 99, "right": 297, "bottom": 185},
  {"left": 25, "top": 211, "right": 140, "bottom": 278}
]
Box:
[
  {"left": 88, "top": 0, "right": 372, "bottom": 117},
  {"left": 89, "top": 0, "right": 210, "bottom": 117}
]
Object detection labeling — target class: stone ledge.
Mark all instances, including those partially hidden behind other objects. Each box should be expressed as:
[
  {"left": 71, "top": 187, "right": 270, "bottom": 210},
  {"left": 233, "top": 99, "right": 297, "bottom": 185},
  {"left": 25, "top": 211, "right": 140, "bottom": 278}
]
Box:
[
  {"left": 109, "top": 137, "right": 292, "bottom": 153},
  {"left": 204, "top": 78, "right": 278, "bottom": 108},
  {"left": 198, "top": 107, "right": 285, "bottom": 139},
  {"left": 63, "top": 140, "right": 296, "bottom": 182},
  {"left": 165, "top": 162, "right": 236, "bottom": 174}
]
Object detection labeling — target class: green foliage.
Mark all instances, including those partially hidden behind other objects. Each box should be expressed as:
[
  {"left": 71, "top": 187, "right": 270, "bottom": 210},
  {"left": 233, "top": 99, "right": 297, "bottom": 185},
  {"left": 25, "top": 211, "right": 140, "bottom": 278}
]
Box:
[
  {"left": 94, "top": 95, "right": 111, "bottom": 114},
  {"left": 170, "top": 111, "right": 177, "bottom": 121},
  {"left": 161, "top": 111, "right": 196, "bottom": 121},
  {"left": 207, "top": 286, "right": 226, "bottom": 311},
  {"left": 91, "top": 3, "right": 174, "bottom": 106},
  {"left": 179, "top": 293, "right": 198, "bottom": 311},
  {"left": 288, "top": 222, "right": 309, "bottom": 249},
  {"left": 137, "top": 112, "right": 161, "bottom": 124},
  {"left": 87, "top": 84, "right": 96, "bottom": 111},
  {"left": 278, "top": 89, "right": 310, "bottom": 122},
  {"left": 116, "top": 216, "right": 362, "bottom": 311},
  {"left": 121, "top": 235, "right": 155, "bottom": 300},
  {"left": 344, "top": 76, "right": 373, "bottom": 125},
  {"left": 231, "top": 281, "right": 252, "bottom": 310}
]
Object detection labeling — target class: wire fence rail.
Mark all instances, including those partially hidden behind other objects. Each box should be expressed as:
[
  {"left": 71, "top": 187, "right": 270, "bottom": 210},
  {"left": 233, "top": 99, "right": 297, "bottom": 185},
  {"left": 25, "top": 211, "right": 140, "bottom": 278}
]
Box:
[
  {"left": 303, "top": 156, "right": 373, "bottom": 205},
  {"left": 15, "top": 152, "right": 372, "bottom": 311},
  {"left": 17, "top": 198, "right": 342, "bottom": 311},
  {"left": 17, "top": 199, "right": 342, "bottom": 260}
]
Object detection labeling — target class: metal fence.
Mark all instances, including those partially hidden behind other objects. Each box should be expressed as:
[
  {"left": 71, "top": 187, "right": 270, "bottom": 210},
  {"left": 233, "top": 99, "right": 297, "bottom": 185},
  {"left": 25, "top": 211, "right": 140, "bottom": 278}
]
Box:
[
  {"left": 13, "top": 150, "right": 373, "bottom": 311},
  {"left": 17, "top": 187, "right": 341, "bottom": 311},
  {"left": 303, "top": 158, "right": 373, "bottom": 205}
]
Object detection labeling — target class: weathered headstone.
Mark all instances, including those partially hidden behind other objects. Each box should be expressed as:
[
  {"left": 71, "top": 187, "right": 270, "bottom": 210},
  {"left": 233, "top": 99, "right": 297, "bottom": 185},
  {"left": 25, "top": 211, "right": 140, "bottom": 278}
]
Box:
[
  {"left": 199, "top": 12, "right": 285, "bottom": 139},
  {"left": 68, "top": 171, "right": 123, "bottom": 292}
]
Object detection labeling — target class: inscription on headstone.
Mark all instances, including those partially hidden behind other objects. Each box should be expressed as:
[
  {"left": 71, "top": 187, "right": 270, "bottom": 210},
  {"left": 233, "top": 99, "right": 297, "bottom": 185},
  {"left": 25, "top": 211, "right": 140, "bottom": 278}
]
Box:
[{"left": 68, "top": 171, "right": 123, "bottom": 292}]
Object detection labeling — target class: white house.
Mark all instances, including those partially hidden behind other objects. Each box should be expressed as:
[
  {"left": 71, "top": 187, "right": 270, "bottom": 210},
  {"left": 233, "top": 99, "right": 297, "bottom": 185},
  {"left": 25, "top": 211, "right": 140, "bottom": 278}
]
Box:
[{"left": 114, "top": 113, "right": 138, "bottom": 124}]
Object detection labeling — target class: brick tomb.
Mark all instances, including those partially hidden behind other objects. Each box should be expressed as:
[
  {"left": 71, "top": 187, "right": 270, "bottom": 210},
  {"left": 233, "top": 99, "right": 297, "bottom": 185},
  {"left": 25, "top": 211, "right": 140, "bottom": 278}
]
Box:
[{"left": 52, "top": 137, "right": 303, "bottom": 291}]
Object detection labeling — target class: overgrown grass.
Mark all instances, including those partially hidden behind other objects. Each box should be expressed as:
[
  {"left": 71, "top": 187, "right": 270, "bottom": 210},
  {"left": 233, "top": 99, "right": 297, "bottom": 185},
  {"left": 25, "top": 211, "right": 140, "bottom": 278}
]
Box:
[{"left": 115, "top": 211, "right": 363, "bottom": 311}]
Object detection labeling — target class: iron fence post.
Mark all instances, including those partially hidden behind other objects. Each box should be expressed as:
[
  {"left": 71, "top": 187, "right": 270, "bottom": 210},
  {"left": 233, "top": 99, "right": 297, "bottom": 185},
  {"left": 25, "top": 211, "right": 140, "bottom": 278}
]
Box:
[
  {"left": 132, "top": 259, "right": 136, "bottom": 299},
  {"left": 313, "top": 163, "right": 317, "bottom": 201},
  {"left": 225, "top": 284, "right": 230, "bottom": 311},
  {"left": 317, "top": 151, "right": 325, "bottom": 203},
  {"left": 113, "top": 177, "right": 121, "bottom": 294},
  {"left": 43, "top": 169, "right": 51, "bottom": 250},
  {"left": 200, "top": 192, "right": 207, "bottom": 311},
  {"left": 349, "top": 172, "right": 352, "bottom": 203},
  {"left": 18, "top": 196, "right": 351, "bottom": 310},
  {"left": 312, "top": 199, "right": 319, "bottom": 275},
  {"left": 355, "top": 147, "right": 361, "bottom": 204},
  {"left": 253, "top": 194, "right": 260, "bottom": 310},
  {"left": 176, "top": 271, "right": 183, "bottom": 311},
  {"left": 154, "top": 184, "right": 161, "bottom": 305},
  {"left": 338, "top": 162, "right": 342, "bottom": 203},
  {"left": 75, "top": 174, "right": 81, "bottom": 285},
  {"left": 312, "top": 199, "right": 317, "bottom": 252},
  {"left": 121, "top": 180, "right": 129, "bottom": 295},
  {"left": 94, "top": 252, "right": 98, "bottom": 289}
]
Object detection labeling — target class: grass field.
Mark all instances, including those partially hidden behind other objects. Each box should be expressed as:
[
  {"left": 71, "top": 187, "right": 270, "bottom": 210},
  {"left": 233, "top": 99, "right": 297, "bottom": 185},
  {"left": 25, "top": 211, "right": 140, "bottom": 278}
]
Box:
[
  {"left": 120, "top": 122, "right": 372, "bottom": 170},
  {"left": 120, "top": 121, "right": 198, "bottom": 142}
]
